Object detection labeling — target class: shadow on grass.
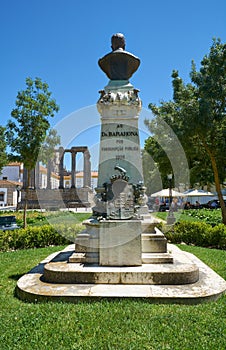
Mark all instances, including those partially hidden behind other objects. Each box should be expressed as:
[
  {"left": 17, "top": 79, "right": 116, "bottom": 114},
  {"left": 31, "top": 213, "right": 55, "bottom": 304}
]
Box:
[{"left": 9, "top": 273, "right": 24, "bottom": 281}]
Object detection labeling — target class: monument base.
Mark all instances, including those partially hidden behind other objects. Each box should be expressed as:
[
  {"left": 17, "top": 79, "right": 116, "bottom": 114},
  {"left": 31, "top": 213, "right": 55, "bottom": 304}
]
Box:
[
  {"left": 16, "top": 244, "right": 226, "bottom": 304},
  {"left": 73, "top": 215, "right": 172, "bottom": 265},
  {"left": 99, "top": 220, "right": 142, "bottom": 266}
]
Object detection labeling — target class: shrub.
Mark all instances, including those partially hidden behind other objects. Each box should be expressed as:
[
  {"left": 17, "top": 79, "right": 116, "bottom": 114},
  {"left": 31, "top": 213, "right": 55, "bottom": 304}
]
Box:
[
  {"left": 0, "top": 223, "right": 84, "bottom": 252},
  {"left": 165, "top": 221, "right": 226, "bottom": 249},
  {"left": 211, "top": 224, "right": 226, "bottom": 249}
]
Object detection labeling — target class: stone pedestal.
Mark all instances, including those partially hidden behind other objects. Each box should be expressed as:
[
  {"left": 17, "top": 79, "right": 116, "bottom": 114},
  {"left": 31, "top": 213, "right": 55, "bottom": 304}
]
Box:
[
  {"left": 167, "top": 213, "right": 176, "bottom": 225},
  {"left": 72, "top": 219, "right": 100, "bottom": 264},
  {"left": 99, "top": 220, "right": 142, "bottom": 266},
  {"left": 142, "top": 233, "right": 167, "bottom": 253},
  {"left": 97, "top": 80, "right": 143, "bottom": 188}
]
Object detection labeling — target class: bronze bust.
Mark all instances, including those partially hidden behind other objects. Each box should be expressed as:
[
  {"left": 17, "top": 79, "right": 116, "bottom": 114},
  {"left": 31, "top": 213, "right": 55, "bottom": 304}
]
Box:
[{"left": 98, "top": 33, "right": 140, "bottom": 80}]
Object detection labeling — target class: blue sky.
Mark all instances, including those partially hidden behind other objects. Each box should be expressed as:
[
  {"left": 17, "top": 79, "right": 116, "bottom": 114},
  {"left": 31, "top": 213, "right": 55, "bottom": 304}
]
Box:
[{"left": 1, "top": 0, "right": 226, "bottom": 169}]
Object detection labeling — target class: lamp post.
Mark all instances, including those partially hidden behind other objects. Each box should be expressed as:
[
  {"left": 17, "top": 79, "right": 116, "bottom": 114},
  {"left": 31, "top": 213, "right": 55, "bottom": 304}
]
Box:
[{"left": 167, "top": 173, "right": 176, "bottom": 225}]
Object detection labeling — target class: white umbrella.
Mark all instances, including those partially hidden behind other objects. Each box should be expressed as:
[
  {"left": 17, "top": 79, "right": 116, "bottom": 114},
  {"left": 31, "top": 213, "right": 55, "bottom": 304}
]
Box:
[
  {"left": 184, "top": 189, "right": 214, "bottom": 196},
  {"left": 150, "top": 188, "right": 185, "bottom": 197},
  {"left": 183, "top": 189, "right": 214, "bottom": 205}
]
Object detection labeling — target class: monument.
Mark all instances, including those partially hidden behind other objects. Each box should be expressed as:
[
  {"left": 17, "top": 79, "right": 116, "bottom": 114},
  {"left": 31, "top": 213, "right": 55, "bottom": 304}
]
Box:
[
  {"left": 16, "top": 34, "right": 226, "bottom": 303},
  {"left": 71, "top": 32, "right": 165, "bottom": 267}
]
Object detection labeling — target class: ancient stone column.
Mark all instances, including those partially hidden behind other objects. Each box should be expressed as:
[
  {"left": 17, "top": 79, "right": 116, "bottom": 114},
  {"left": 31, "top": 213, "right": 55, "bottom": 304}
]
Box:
[
  {"left": 47, "top": 160, "right": 52, "bottom": 189},
  {"left": 23, "top": 167, "right": 28, "bottom": 189},
  {"left": 30, "top": 168, "right": 35, "bottom": 189},
  {"left": 71, "top": 150, "right": 76, "bottom": 188},
  {"left": 59, "top": 147, "right": 64, "bottom": 189},
  {"left": 35, "top": 162, "right": 40, "bottom": 189},
  {"left": 83, "top": 150, "right": 91, "bottom": 187}
]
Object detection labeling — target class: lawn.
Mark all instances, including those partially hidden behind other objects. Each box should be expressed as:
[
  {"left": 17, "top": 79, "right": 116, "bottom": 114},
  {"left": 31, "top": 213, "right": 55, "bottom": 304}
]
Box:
[
  {"left": 0, "top": 245, "right": 225, "bottom": 350},
  {"left": 0, "top": 210, "right": 91, "bottom": 227},
  {"left": 155, "top": 208, "right": 223, "bottom": 226}
]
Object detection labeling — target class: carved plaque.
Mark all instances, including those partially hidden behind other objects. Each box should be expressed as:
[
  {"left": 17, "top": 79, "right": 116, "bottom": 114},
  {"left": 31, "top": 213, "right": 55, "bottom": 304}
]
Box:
[{"left": 107, "top": 179, "right": 134, "bottom": 219}]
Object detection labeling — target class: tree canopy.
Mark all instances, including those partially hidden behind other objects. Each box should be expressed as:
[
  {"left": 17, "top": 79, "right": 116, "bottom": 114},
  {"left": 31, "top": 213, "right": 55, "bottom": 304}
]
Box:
[
  {"left": 0, "top": 126, "right": 8, "bottom": 174},
  {"left": 6, "top": 77, "right": 59, "bottom": 171},
  {"left": 39, "top": 128, "right": 61, "bottom": 166},
  {"left": 6, "top": 77, "right": 59, "bottom": 227},
  {"left": 145, "top": 39, "right": 226, "bottom": 223}
]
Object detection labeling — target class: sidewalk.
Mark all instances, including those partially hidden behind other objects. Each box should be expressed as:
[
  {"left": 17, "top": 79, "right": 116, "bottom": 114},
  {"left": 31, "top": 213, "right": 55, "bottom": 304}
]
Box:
[{"left": 0, "top": 206, "right": 93, "bottom": 213}]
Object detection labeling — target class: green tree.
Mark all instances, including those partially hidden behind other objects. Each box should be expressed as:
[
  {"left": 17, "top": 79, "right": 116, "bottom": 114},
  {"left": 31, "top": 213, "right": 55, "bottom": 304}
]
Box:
[
  {"left": 144, "top": 137, "right": 172, "bottom": 189},
  {"left": 144, "top": 131, "right": 214, "bottom": 189},
  {"left": 6, "top": 77, "right": 59, "bottom": 227},
  {"left": 0, "top": 126, "right": 8, "bottom": 174},
  {"left": 142, "top": 149, "right": 163, "bottom": 195},
  {"left": 146, "top": 39, "right": 226, "bottom": 223}
]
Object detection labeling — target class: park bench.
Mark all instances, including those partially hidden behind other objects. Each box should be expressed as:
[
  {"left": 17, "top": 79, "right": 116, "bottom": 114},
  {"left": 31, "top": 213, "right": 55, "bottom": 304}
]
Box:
[
  {"left": 66, "top": 200, "right": 90, "bottom": 211},
  {"left": 0, "top": 216, "right": 20, "bottom": 231}
]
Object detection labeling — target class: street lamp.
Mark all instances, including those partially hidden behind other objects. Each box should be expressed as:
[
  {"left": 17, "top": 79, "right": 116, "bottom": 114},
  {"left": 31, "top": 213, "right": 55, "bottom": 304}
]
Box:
[{"left": 167, "top": 173, "right": 176, "bottom": 225}]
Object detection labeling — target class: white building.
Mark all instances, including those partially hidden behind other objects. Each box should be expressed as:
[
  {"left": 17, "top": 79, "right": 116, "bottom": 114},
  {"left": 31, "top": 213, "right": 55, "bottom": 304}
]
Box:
[
  {"left": 0, "top": 162, "right": 23, "bottom": 183},
  {"left": 63, "top": 171, "right": 98, "bottom": 190},
  {"left": 0, "top": 179, "right": 21, "bottom": 207},
  {"left": 0, "top": 163, "right": 98, "bottom": 206}
]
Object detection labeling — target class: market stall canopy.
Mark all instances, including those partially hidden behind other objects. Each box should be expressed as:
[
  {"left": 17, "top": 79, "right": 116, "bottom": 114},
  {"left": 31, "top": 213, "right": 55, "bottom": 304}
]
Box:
[{"left": 150, "top": 189, "right": 185, "bottom": 197}]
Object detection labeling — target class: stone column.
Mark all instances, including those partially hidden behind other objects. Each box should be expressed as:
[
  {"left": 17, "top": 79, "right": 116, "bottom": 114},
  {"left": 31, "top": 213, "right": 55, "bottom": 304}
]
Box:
[
  {"left": 83, "top": 150, "right": 91, "bottom": 187},
  {"left": 35, "top": 162, "right": 40, "bottom": 189},
  {"left": 59, "top": 147, "right": 64, "bottom": 189},
  {"left": 30, "top": 168, "right": 35, "bottom": 189},
  {"left": 71, "top": 151, "right": 76, "bottom": 188},
  {"left": 47, "top": 160, "right": 52, "bottom": 189},
  {"left": 23, "top": 167, "right": 28, "bottom": 189}
]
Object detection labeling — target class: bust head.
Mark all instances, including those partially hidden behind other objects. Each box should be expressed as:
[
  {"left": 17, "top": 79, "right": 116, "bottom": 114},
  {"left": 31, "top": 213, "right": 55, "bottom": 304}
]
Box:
[
  {"left": 98, "top": 33, "right": 140, "bottom": 80},
  {"left": 111, "top": 33, "right": 125, "bottom": 51}
]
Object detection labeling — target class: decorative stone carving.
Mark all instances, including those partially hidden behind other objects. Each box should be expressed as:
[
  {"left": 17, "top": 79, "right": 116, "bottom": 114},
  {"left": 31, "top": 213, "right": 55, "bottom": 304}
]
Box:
[
  {"left": 97, "top": 87, "right": 142, "bottom": 117},
  {"left": 107, "top": 179, "right": 134, "bottom": 220},
  {"left": 98, "top": 88, "right": 141, "bottom": 106},
  {"left": 93, "top": 165, "right": 147, "bottom": 220},
  {"left": 133, "top": 182, "right": 148, "bottom": 208}
]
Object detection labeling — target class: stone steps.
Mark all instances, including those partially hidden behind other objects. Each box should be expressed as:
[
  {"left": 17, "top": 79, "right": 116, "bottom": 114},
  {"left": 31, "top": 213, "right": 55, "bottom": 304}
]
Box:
[
  {"left": 43, "top": 258, "right": 197, "bottom": 285},
  {"left": 16, "top": 244, "right": 226, "bottom": 304}
]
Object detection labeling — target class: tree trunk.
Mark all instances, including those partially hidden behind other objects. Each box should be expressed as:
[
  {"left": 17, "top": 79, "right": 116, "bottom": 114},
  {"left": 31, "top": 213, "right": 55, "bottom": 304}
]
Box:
[
  {"left": 23, "top": 169, "right": 30, "bottom": 229},
  {"left": 23, "top": 192, "right": 27, "bottom": 229}
]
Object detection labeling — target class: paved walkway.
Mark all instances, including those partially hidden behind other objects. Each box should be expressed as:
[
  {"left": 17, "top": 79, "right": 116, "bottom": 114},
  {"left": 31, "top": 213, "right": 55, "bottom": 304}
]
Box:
[{"left": 0, "top": 206, "right": 92, "bottom": 213}]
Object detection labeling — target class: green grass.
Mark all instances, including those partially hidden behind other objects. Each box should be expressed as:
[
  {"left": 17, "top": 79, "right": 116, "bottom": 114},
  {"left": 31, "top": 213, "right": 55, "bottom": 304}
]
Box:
[
  {"left": 156, "top": 210, "right": 195, "bottom": 222},
  {"left": 155, "top": 208, "right": 223, "bottom": 225},
  {"left": 0, "top": 210, "right": 91, "bottom": 227},
  {"left": 0, "top": 245, "right": 225, "bottom": 350}
]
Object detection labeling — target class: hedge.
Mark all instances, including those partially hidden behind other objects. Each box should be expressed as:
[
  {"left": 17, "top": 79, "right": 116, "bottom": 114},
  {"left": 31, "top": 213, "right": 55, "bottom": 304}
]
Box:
[
  {"left": 0, "top": 223, "right": 83, "bottom": 252},
  {"left": 165, "top": 221, "right": 226, "bottom": 249},
  {"left": 1, "top": 221, "right": 226, "bottom": 252}
]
